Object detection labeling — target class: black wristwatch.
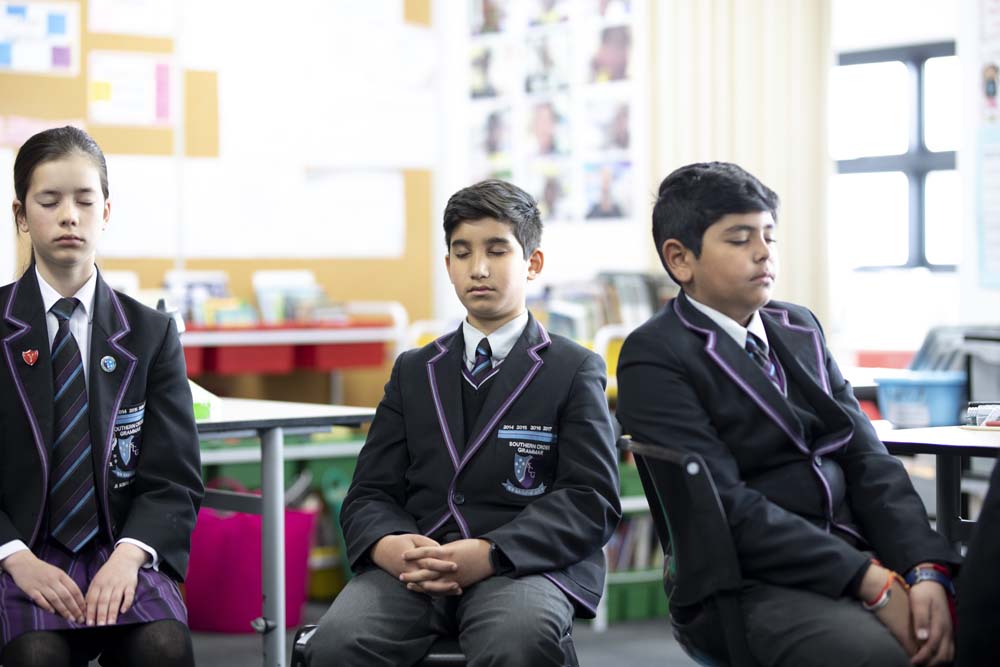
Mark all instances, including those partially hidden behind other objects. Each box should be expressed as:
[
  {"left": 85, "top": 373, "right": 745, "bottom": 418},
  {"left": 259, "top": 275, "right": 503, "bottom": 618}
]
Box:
[{"left": 487, "top": 540, "right": 514, "bottom": 576}]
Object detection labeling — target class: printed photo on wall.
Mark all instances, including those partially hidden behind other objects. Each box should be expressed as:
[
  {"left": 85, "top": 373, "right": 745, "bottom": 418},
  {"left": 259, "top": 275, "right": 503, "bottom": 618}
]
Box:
[
  {"left": 529, "top": 0, "right": 570, "bottom": 25},
  {"left": 527, "top": 163, "right": 572, "bottom": 222},
  {"left": 469, "top": 0, "right": 510, "bottom": 35},
  {"left": 587, "top": 25, "right": 631, "bottom": 83},
  {"left": 525, "top": 29, "right": 571, "bottom": 93},
  {"left": 595, "top": 0, "right": 632, "bottom": 20},
  {"left": 528, "top": 97, "right": 570, "bottom": 155},
  {"left": 471, "top": 42, "right": 513, "bottom": 98},
  {"left": 984, "top": 60, "right": 999, "bottom": 123},
  {"left": 584, "top": 161, "right": 631, "bottom": 220},
  {"left": 582, "top": 99, "right": 630, "bottom": 152},
  {"left": 470, "top": 106, "right": 512, "bottom": 178}
]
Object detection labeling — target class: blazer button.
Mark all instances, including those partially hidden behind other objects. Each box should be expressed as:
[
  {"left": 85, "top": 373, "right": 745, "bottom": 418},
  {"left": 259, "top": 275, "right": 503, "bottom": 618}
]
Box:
[
  {"left": 452, "top": 492, "right": 465, "bottom": 505},
  {"left": 813, "top": 455, "right": 823, "bottom": 467}
]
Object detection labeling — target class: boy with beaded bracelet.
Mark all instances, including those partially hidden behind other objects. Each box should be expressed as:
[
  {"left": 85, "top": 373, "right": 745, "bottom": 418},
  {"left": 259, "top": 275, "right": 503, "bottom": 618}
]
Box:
[{"left": 618, "top": 163, "right": 960, "bottom": 667}]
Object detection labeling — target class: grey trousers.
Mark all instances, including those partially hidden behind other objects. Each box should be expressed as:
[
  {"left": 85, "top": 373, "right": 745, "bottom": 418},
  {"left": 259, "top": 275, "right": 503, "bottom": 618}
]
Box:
[
  {"left": 306, "top": 568, "right": 574, "bottom": 667},
  {"left": 675, "top": 581, "right": 912, "bottom": 667}
]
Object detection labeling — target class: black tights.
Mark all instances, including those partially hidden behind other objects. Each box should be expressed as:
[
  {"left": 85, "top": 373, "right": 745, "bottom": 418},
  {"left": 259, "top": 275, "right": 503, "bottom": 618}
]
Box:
[{"left": 2, "top": 620, "right": 194, "bottom": 667}]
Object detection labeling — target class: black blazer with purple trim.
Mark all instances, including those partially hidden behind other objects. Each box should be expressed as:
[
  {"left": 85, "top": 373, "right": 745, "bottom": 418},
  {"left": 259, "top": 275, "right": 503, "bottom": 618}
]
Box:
[
  {"left": 340, "top": 313, "right": 621, "bottom": 617},
  {"left": 616, "top": 292, "right": 959, "bottom": 600},
  {"left": 0, "top": 268, "right": 203, "bottom": 581}
]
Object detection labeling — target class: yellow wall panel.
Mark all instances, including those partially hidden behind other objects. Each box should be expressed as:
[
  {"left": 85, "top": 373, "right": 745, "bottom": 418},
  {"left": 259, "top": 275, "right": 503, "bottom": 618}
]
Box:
[
  {"left": 404, "top": 0, "right": 432, "bottom": 26},
  {"left": 86, "top": 34, "right": 173, "bottom": 53},
  {"left": 184, "top": 70, "right": 219, "bottom": 157},
  {"left": 87, "top": 126, "right": 173, "bottom": 155}
]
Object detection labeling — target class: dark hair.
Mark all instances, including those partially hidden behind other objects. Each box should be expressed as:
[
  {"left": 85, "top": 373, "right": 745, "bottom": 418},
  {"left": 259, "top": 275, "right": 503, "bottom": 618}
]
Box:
[
  {"left": 443, "top": 179, "right": 542, "bottom": 258},
  {"left": 13, "top": 126, "right": 109, "bottom": 216},
  {"left": 651, "top": 161, "right": 778, "bottom": 276}
]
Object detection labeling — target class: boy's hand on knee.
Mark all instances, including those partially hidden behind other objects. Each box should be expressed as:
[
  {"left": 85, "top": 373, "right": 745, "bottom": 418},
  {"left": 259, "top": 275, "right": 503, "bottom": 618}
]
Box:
[
  {"left": 2, "top": 550, "right": 86, "bottom": 623},
  {"left": 908, "top": 581, "right": 954, "bottom": 666},
  {"left": 85, "top": 543, "right": 146, "bottom": 626}
]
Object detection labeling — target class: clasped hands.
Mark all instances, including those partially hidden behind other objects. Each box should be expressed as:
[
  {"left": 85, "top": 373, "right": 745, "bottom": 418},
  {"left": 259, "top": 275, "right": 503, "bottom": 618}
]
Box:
[
  {"left": 859, "top": 562, "right": 954, "bottom": 666},
  {"left": 372, "top": 533, "right": 494, "bottom": 596},
  {"left": 4, "top": 542, "right": 149, "bottom": 627}
]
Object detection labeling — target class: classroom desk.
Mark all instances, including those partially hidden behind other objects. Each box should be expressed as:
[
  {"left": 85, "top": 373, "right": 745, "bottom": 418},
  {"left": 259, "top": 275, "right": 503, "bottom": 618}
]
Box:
[
  {"left": 879, "top": 425, "right": 1000, "bottom": 548},
  {"left": 198, "top": 398, "right": 375, "bottom": 667}
]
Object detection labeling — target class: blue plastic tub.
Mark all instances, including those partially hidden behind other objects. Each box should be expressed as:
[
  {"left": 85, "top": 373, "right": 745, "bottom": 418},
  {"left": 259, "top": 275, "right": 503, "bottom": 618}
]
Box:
[{"left": 875, "top": 370, "right": 967, "bottom": 428}]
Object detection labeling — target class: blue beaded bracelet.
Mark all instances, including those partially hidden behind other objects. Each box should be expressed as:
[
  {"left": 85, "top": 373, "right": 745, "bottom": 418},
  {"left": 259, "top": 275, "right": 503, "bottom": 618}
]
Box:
[{"left": 905, "top": 567, "right": 956, "bottom": 597}]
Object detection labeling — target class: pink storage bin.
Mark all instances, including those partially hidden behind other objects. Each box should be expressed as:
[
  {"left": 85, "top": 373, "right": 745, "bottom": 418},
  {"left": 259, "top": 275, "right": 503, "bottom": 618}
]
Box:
[{"left": 185, "top": 483, "right": 317, "bottom": 633}]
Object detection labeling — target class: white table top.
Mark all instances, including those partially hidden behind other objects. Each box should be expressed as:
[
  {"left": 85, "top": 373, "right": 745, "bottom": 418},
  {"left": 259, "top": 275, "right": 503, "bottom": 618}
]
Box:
[
  {"left": 879, "top": 425, "right": 1000, "bottom": 457},
  {"left": 196, "top": 398, "right": 375, "bottom": 434}
]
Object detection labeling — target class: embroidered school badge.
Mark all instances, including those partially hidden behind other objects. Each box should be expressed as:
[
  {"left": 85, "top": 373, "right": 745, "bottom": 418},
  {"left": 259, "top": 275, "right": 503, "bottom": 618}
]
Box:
[
  {"left": 502, "top": 453, "right": 546, "bottom": 497},
  {"left": 110, "top": 403, "right": 144, "bottom": 488},
  {"left": 21, "top": 349, "right": 38, "bottom": 366}
]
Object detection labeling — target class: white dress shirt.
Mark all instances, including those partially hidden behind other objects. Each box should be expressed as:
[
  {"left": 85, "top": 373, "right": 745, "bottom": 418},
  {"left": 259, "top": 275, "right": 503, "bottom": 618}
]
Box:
[
  {"left": 461, "top": 310, "right": 530, "bottom": 371},
  {"left": 686, "top": 295, "right": 772, "bottom": 353}
]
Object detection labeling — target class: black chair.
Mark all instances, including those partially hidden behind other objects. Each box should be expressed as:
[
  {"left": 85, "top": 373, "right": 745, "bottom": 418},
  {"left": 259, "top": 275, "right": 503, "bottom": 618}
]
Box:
[
  {"left": 618, "top": 435, "right": 759, "bottom": 667},
  {"left": 291, "top": 624, "right": 578, "bottom": 666}
]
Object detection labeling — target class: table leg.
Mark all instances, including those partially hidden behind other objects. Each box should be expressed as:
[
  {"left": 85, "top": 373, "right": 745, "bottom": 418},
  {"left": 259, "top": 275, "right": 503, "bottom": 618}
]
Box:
[
  {"left": 936, "top": 453, "right": 961, "bottom": 547},
  {"left": 259, "top": 426, "right": 286, "bottom": 667},
  {"left": 329, "top": 371, "right": 343, "bottom": 404}
]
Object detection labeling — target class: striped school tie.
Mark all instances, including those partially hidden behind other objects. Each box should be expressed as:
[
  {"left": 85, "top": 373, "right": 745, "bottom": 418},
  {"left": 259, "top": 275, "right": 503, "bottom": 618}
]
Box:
[
  {"left": 48, "top": 297, "right": 100, "bottom": 552},
  {"left": 470, "top": 338, "right": 493, "bottom": 387},
  {"left": 745, "top": 332, "right": 781, "bottom": 389}
]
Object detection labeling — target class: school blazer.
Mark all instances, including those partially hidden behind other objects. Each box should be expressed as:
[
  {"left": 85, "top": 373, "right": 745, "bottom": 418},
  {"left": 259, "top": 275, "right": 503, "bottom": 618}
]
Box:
[
  {"left": 341, "top": 314, "right": 621, "bottom": 617},
  {"left": 616, "top": 292, "right": 959, "bottom": 600},
  {"left": 0, "top": 269, "right": 203, "bottom": 581}
]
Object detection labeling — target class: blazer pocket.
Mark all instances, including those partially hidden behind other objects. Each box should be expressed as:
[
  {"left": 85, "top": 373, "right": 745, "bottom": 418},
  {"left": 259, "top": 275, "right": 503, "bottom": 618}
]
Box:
[{"left": 110, "top": 401, "right": 145, "bottom": 490}]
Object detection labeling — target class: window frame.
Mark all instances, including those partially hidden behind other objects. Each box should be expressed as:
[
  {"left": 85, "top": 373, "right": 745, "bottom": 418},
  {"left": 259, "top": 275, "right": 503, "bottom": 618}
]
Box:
[{"left": 835, "top": 41, "right": 957, "bottom": 271}]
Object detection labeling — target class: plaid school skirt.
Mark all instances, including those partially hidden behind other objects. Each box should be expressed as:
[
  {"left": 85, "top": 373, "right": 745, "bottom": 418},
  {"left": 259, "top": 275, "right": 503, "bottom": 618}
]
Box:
[{"left": 0, "top": 538, "right": 187, "bottom": 649}]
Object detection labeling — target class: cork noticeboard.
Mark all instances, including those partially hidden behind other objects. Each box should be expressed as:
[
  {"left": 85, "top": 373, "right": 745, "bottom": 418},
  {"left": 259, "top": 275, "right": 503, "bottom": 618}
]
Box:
[{"left": 0, "top": 0, "right": 218, "bottom": 157}]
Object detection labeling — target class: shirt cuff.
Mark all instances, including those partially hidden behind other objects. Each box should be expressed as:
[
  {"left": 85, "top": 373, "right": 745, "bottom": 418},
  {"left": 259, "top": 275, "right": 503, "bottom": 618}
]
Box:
[
  {"left": 116, "top": 538, "right": 160, "bottom": 570},
  {"left": 0, "top": 540, "right": 30, "bottom": 571}
]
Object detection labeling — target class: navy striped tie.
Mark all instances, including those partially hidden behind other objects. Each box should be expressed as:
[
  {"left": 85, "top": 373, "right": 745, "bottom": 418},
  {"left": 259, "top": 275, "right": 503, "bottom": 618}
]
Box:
[
  {"left": 745, "top": 332, "right": 780, "bottom": 389},
  {"left": 470, "top": 338, "right": 493, "bottom": 386},
  {"left": 48, "top": 297, "right": 99, "bottom": 552}
]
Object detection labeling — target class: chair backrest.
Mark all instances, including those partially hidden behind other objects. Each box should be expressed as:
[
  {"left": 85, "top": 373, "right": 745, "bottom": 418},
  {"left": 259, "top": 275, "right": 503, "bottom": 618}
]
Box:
[
  {"left": 619, "top": 436, "right": 742, "bottom": 607},
  {"left": 592, "top": 324, "right": 630, "bottom": 401},
  {"left": 407, "top": 319, "right": 454, "bottom": 350},
  {"left": 618, "top": 436, "right": 758, "bottom": 667}
]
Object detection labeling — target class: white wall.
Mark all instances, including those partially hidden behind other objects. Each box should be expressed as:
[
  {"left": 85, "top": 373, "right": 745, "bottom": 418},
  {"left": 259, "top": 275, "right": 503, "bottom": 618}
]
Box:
[{"left": 832, "top": 0, "right": 958, "bottom": 51}]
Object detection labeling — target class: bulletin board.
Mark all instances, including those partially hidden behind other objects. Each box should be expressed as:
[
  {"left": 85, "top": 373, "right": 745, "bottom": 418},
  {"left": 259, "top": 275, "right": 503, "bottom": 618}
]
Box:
[{"left": 0, "top": 1, "right": 217, "bottom": 156}]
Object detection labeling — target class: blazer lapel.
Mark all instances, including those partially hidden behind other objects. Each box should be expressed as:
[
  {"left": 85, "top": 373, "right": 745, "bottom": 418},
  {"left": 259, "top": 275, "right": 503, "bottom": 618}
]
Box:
[
  {"left": 88, "top": 272, "right": 138, "bottom": 536},
  {"left": 761, "top": 308, "right": 855, "bottom": 454},
  {"left": 426, "top": 326, "right": 466, "bottom": 471},
  {"left": 462, "top": 314, "right": 549, "bottom": 468},
  {"left": 673, "top": 294, "right": 807, "bottom": 452},
  {"left": 3, "top": 272, "right": 55, "bottom": 544}
]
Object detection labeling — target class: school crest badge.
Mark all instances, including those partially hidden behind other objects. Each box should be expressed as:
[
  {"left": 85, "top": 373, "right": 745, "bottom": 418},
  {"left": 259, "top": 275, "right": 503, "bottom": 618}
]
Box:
[{"left": 503, "top": 453, "right": 546, "bottom": 497}]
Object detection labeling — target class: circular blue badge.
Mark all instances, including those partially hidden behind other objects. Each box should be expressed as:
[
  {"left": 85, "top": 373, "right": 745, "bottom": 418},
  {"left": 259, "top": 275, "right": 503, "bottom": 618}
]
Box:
[{"left": 101, "top": 355, "right": 117, "bottom": 373}]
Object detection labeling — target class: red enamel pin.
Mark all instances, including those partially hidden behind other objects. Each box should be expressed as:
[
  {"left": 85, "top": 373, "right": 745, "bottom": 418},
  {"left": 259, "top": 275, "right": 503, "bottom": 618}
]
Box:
[{"left": 22, "top": 349, "right": 38, "bottom": 366}]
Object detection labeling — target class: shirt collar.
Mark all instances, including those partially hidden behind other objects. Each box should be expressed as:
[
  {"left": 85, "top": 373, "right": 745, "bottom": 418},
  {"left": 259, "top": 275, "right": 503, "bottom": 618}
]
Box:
[
  {"left": 686, "top": 294, "right": 770, "bottom": 352},
  {"left": 35, "top": 265, "right": 98, "bottom": 323},
  {"left": 462, "top": 310, "right": 529, "bottom": 367}
]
